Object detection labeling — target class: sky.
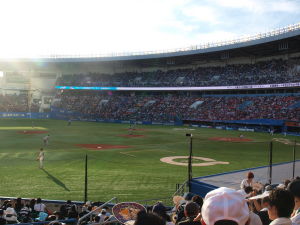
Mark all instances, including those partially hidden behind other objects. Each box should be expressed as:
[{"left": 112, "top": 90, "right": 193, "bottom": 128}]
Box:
[{"left": 0, "top": 0, "right": 299, "bottom": 58}]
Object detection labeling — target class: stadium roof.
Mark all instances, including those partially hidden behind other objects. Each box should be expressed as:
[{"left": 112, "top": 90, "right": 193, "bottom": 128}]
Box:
[{"left": 1, "top": 23, "right": 300, "bottom": 66}]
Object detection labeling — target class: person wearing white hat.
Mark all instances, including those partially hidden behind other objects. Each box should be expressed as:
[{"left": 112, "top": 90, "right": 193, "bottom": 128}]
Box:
[
  {"left": 201, "top": 187, "right": 250, "bottom": 225},
  {"left": 249, "top": 195, "right": 271, "bottom": 225}
]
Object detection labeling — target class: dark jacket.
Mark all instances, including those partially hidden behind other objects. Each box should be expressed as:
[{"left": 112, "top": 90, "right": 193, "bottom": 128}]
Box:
[
  {"left": 178, "top": 216, "right": 201, "bottom": 225},
  {"left": 257, "top": 210, "right": 272, "bottom": 225}
]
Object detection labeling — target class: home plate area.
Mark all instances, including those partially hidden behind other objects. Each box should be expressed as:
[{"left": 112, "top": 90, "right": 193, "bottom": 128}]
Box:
[{"left": 76, "top": 144, "right": 131, "bottom": 150}]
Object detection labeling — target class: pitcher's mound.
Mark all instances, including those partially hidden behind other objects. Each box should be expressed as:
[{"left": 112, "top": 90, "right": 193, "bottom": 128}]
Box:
[
  {"left": 124, "top": 128, "right": 147, "bottom": 131},
  {"left": 76, "top": 144, "right": 131, "bottom": 150},
  {"left": 18, "top": 131, "right": 48, "bottom": 134},
  {"left": 209, "top": 137, "right": 253, "bottom": 142}
]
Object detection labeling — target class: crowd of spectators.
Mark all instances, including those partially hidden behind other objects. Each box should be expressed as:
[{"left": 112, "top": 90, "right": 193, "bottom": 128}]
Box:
[
  {"left": 56, "top": 58, "right": 300, "bottom": 87},
  {"left": 0, "top": 94, "right": 40, "bottom": 112},
  {"left": 1, "top": 177, "right": 299, "bottom": 225},
  {"left": 0, "top": 198, "right": 114, "bottom": 225},
  {"left": 53, "top": 92, "right": 300, "bottom": 122},
  {"left": 0, "top": 198, "right": 71, "bottom": 224}
]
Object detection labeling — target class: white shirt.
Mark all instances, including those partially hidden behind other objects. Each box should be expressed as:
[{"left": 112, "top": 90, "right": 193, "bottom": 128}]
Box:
[
  {"left": 270, "top": 218, "right": 292, "bottom": 225},
  {"left": 291, "top": 209, "right": 300, "bottom": 225},
  {"left": 43, "top": 136, "right": 49, "bottom": 141},
  {"left": 249, "top": 211, "right": 263, "bottom": 225},
  {"left": 34, "top": 203, "right": 46, "bottom": 212},
  {"left": 166, "top": 222, "right": 175, "bottom": 225},
  {"left": 4, "top": 207, "right": 18, "bottom": 222},
  {"left": 240, "top": 179, "right": 254, "bottom": 189},
  {"left": 39, "top": 151, "right": 44, "bottom": 161}
]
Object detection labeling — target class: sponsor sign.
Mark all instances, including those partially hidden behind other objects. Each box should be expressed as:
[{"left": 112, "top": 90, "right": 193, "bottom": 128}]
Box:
[{"left": 56, "top": 82, "right": 300, "bottom": 91}]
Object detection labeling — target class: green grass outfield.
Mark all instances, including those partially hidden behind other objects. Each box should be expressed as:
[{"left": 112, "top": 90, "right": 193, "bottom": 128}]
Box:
[{"left": 0, "top": 119, "right": 299, "bottom": 203}]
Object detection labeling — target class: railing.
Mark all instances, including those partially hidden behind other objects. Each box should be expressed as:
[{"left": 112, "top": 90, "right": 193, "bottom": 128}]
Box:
[
  {"left": 77, "top": 197, "right": 117, "bottom": 225},
  {"left": 99, "top": 220, "right": 119, "bottom": 225},
  {"left": 10, "top": 219, "right": 77, "bottom": 225},
  {"left": 173, "top": 180, "right": 188, "bottom": 197},
  {"left": 41, "top": 23, "right": 300, "bottom": 59}
]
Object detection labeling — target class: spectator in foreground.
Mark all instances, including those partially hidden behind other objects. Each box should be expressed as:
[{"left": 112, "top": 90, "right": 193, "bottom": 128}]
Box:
[
  {"left": 0, "top": 209, "right": 6, "bottom": 225},
  {"left": 67, "top": 205, "right": 78, "bottom": 219},
  {"left": 98, "top": 209, "right": 108, "bottom": 223},
  {"left": 34, "top": 198, "right": 47, "bottom": 212},
  {"left": 241, "top": 172, "right": 255, "bottom": 190},
  {"left": 202, "top": 187, "right": 250, "bottom": 225},
  {"left": 287, "top": 179, "right": 300, "bottom": 224},
  {"left": 91, "top": 215, "right": 100, "bottom": 225},
  {"left": 256, "top": 197, "right": 272, "bottom": 225},
  {"left": 19, "top": 203, "right": 32, "bottom": 222},
  {"left": 152, "top": 202, "right": 174, "bottom": 225},
  {"left": 178, "top": 202, "right": 201, "bottom": 225},
  {"left": 191, "top": 195, "right": 203, "bottom": 212},
  {"left": 48, "top": 221, "right": 63, "bottom": 225},
  {"left": 134, "top": 211, "right": 165, "bottom": 225},
  {"left": 29, "top": 199, "right": 36, "bottom": 211},
  {"left": 14, "top": 198, "right": 23, "bottom": 213},
  {"left": 4, "top": 203, "right": 18, "bottom": 224},
  {"left": 0, "top": 201, "right": 9, "bottom": 210},
  {"left": 267, "top": 189, "right": 294, "bottom": 225}
]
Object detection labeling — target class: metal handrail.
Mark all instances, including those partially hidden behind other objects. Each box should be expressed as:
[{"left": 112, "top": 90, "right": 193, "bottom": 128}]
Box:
[
  {"left": 77, "top": 197, "right": 117, "bottom": 225},
  {"left": 99, "top": 219, "right": 119, "bottom": 225},
  {"left": 173, "top": 180, "right": 188, "bottom": 197}
]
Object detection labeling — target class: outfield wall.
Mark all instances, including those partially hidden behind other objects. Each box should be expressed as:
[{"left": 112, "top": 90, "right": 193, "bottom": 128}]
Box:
[{"left": 1, "top": 111, "right": 299, "bottom": 136}]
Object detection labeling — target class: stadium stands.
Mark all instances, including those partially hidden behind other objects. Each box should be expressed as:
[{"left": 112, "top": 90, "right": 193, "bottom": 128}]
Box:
[
  {"left": 0, "top": 94, "right": 40, "bottom": 113},
  {"left": 53, "top": 93, "right": 300, "bottom": 122},
  {"left": 56, "top": 58, "right": 300, "bottom": 87},
  {"left": 52, "top": 57, "right": 300, "bottom": 125}
]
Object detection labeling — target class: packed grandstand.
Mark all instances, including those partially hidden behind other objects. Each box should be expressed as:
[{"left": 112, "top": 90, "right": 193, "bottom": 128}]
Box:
[{"left": 0, "top": 24, "right": 300, "bottom": 225}]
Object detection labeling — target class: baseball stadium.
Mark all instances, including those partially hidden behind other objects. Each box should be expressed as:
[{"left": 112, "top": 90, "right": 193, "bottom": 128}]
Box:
[{"left": 1, "top": 2, "right": 300, "bottom": 225}]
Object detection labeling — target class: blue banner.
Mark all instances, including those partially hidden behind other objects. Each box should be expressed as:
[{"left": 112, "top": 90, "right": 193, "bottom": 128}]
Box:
[{"left": 0, "top": 112, "right": 50, "bottom": 119}]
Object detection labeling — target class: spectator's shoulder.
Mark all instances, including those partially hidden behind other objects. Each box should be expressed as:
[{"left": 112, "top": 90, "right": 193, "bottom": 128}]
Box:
[{"left": 178, "top": 219, "right": 201, "bottom": 225}]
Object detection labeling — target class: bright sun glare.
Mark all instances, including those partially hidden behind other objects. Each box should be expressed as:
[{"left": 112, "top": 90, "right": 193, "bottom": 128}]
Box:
[{"left": 0, "top": 0, "right": 299, "bottom": 58}]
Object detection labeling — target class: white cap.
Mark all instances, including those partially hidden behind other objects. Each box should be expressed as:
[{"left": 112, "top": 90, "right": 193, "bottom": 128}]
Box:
[
  {"left": 202, "top": 187, "right": 250, "bottom": 225},
  {"left": 85, "top": 201, "right": 91, "bottom": 206},
  {"left": 276, "top": 184, "right": 285, "bottom": 189},
  {"left": 248, "top": 191, "right": 270, "bottom": 200}
]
